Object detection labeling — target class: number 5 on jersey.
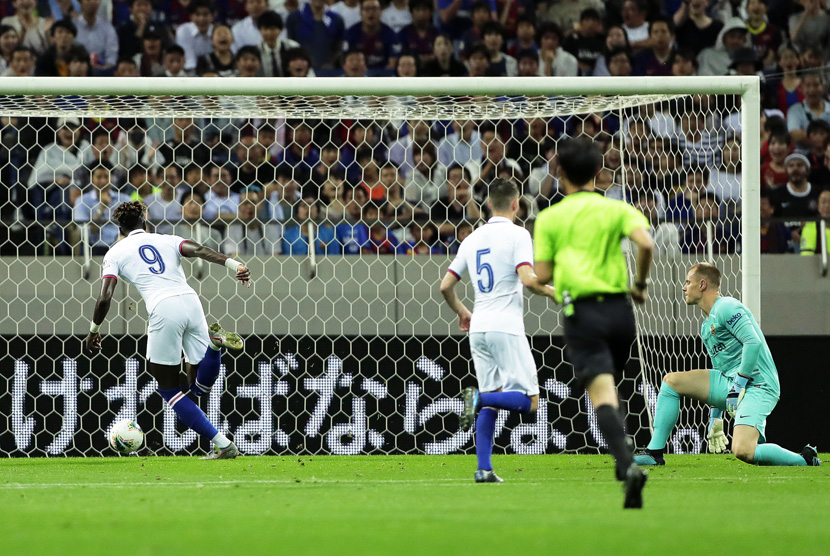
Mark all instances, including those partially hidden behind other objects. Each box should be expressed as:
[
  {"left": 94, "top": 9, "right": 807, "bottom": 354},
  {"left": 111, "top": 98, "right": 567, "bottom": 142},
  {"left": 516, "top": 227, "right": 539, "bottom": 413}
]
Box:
[{"left": 476, "top": 248, "right": 493, "bottom": 293}]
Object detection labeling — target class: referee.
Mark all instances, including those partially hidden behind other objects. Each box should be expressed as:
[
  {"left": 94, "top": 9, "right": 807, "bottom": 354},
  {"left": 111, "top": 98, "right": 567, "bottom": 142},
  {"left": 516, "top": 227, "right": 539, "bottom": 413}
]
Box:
[{"left": 534, "top": 137, "right": 655, "bottom": 509}]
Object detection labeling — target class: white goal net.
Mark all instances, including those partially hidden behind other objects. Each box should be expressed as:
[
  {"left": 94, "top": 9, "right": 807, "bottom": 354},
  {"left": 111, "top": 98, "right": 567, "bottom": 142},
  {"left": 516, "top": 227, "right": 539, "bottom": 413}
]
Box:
[{"left": 0, "top": 77, "right": 760, "bottom": 457}]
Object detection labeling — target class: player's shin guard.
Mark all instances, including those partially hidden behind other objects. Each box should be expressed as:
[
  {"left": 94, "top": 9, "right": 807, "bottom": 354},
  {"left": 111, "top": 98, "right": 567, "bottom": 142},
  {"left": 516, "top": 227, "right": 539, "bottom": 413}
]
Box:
[
  {"left": 595, "top": 404, "right": 635, "bottom": 480},
  {"left": 190, "top": 345, "right": 222, "bottom": 396},
  {"left": 479, "top": 391, "right": 532, "bottom": 413},
  {"left": 752, "top": 444, "right": 808, "bottom": 466},
  {"left": 475, "top": 408, "right": 497, "bottom": 471},
  {"left": 646, "top": 383, "right": 680, "bottom": 451},
  {"left": 158, "top": 387, "right": 219, "bottom": 439}
]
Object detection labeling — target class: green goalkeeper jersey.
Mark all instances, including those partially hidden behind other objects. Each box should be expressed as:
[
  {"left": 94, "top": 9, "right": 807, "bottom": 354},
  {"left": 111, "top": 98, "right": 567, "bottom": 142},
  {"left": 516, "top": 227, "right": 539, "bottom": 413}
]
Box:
[{"left": 701, "top": 296, "right": 780, "bottom": 396}]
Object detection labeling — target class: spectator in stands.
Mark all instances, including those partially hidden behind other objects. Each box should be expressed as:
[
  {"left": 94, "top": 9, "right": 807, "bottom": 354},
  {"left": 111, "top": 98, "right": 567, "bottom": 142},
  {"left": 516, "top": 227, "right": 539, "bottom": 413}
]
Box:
[
  {"left": 803, "top": 119, "right": 830, "bottom": 170},
  {"left": 381, "top": 166, "right": 414, "bottom": 221},
  {"left": 235, "top": 134, "right": 276, "bottom": 191},
  {"left": 360, "top": 203, "right": 400, "bottom": 254},
  {"left": 117, "top": 0, "right": 171, "bottom": 61},
  {"left": 26, "top": 117, "right": 88, "bottom": 220},
  {"left": 382, "top": 0, "right": 412, "bottom": 34},
  {"left": 203, "top": 164, "right": 241, "bottom": 222},
  {"left": 2, "top": 0, "right": 48, "bottom": 55},
  {"left": 433, "top": 164, "right": 480, "bottom": 239},
  {"left": 420, "top": 33, "right": 466, "bottom": 76},
  {"left": 115, "top": 57, "right": 139, "bottom": 76},
  {"left": 80, "top": 128, "right": 117, "bottom": 184},
  {"left": 399, "top": 221, "right": 444, "bottom": 254},
  {"left": 398, "top": 0, "right": 438, "bottom": 63},
  {"left": 480, "top": 21, "right": 516, "bottom": 77},
  {"left": 344, "top": 0, "right": 401, "bottom": 75},
  {"left": 697, "top": 17, "right": 748, "bottom": 77},
  {"left": 788, "top": 0, "right": 830, "bottom": 58},
  {"left": 671, "top": 47, "right": 697, "bottom": 76},
  {"left": 800, "top": 189, "right": 830, "bottom": 255},
  {"left": 158, "top": 117, "right": 210, "bottom": 168},
  {"left": 681, "top": 192, "right": 734, "bottom": 255},
  {"left": 774, "top": 44, "right": 803, "bottom": 116},
  {"left": 232, "top": 0, "right": 268, "bottom": 52},
  {"left": 3, "top": 47, "right": 35, "bottom": 76},
  {"left": 667, "top": 165, "right": 709, "bottom": 221},
  {"left": 770, "top": 153, "right": 820, "bottom": 219},
  {"left": 161, "top": 44, "right": 189, "bottom": 77},
  {"left": 745, "top": 0, "right": 781, "bottom": 69},
  {"left": 117, "top": 126, "right": 160, "bottom": 182},
  {"left": 0, "top": 25, "right": 20, "bottom": 75},
  {"left": 173, "top": 191, "right": 224, "bottom": 251},
  {"left": 606, "top": 47, "right": 633, "bottom": 77},
  {"left": 537, "top": 21, "right": 578, "bottom": 77},
  {"left": 285, "top": 47, "right": 313, "bottom": 77},
  {"left": 341, "top": 48, "right": 368, "bottom": 77},
  {"left": 673, "top": 0, "right": 724, "bottom": 55},
  {"left": 506, "top": 15, "right": 535, "bottom": 57},
  {"left": 262, "top": 165, "right": 300, "bottom": 222},
  {"left": 310, "top": 142, "right": 344, "bottom": 186},
  {"left": 127, "top": 165, "right": 155, "bottom": 201},
  {"left": 73, "top": 162, "right": 132, "bottom": 254},
  {"left": 437, "top": 119, "right": 480, "bottom": 169},
  {"left": 278, "top": 121, "right": 318, "bottom": 184},
  {"left": 283, "top": 200, "right": 340, "bottom": 255},
  {"left": 175, "top": 0, "right": 214, "bottom": 72},
  {"left": 235, "top": 45, "right": 262, "bottom": 77},
  {"left": 145, "top": 169, "right": 182, "bottom": 234},
  {"left": 633, "top": 17, "right": 674, "bottom": 77},
  {"left": 405, "top": 143, "right": 443, "bottom": 214},
  {"left": 437, "top": 0, "right": 495, "bottom": 41},
  {"left": 628, "top": 188, "right": 680, "bottom": 256},
  {"left": 798, "top": 45, "right": 830, "bottom": 85},
  {"left": 446, "top": 220, "right": 473, "bottom": 254},
  {"left": 319, "top": 176, "right": 348, "bottom": 221},
  {"left": 787, "top": 71, "right": 830, "bottom": 148},
  {"left": 223, "top": 191, "right": 282, "bottom": 256},
  {"left": 762, "top": 131, "right": 791, "bottom": 188},
  {"left": 465, "top": 43, "right": 491, "bottom": 77},
  {"left": 66, "top": 44, "right": 91, "bottom": 76},
  {"left": 74, "top": 0, "right": 119, "bottom": 74},
  {"left": 562, "top": 8, "right": 604, "bottom": 75},
  {"left": 336, "top": 194, "right": 371, "bottom": 254},
  {"left": 196, "top": 24, "right": 236, "bottom": 76},
  {"left": 760, "top": 191, "right": 794, "bottom": 253},
  {"left": 620, "top": 0, "right": 650, "bottom": 49},
  {"left": 593, "top": 25, "right": 628, "bottom": 76},
  {"left": 675, "top": 107, "right": 722, "bottom": 170},
  {"left": 458, "top": 2, "right": 491, "bottom": 56},
  {"left": 707, "top": 135, "right": 742, "bottom": 211},
  {"left": 286, "top": 0, "right": 345, "bottom": 72},
  {"left": 331, "top": 0, "right": 361, "bottom": 30},
  {"left": 396, "top": 53, "right": 417, "bottom": 77},
  {"left": 134, "top": 29, "right": 164, "bottom": 76},
  {"left": 516, "top": 48, "right": 539, "bottom": 77},
  {"left": 468, "top": 125, "right": 523, "bottom": 200},
  {"left": 356, "top": 154, "right": 384, "bottom": 202},
  {"left": 35, "top": 20, "right": 76, "bottom": 76},
  {"left": 257, "top": 11, "right": 299, "bottom": 77},
  {"left": 542, "top": 0, "right": 604, "bottom": 34},
  {"left": 811, "top": 140, "right": 830, "bottom": 189}
]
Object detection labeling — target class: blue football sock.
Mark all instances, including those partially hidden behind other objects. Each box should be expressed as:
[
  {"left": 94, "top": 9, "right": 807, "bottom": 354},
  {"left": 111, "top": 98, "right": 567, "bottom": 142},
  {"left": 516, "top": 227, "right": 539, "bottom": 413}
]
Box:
[
  {"left": 191, "top": 345, "right": 221, "bottom": 396},
  {"left": 158, "top": 387, "right": 218, "bottom": 439},
  {"left": 647, "top": 383, "right": 680, "bottom": 451},
  {"left": 753, "top": 443, "right": 807, "bottom": 466},
  {"left": 479, "top": 391, "right": 532, "bottom": 413},
  {"left": 475, "top": 408, "right": 497, "bottom": 471}
]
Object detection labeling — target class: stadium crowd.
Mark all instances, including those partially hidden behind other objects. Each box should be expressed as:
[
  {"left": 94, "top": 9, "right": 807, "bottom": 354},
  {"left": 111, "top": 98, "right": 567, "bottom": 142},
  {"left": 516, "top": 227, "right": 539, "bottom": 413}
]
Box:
[{"left": 0, "top": 0, "right": 829, "bottom": 257}]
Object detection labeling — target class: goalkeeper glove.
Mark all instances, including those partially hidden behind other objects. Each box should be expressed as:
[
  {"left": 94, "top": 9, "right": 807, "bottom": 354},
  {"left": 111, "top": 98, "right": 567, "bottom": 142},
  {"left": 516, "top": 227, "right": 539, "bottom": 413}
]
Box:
[
  {"left": 726, "top": 374, "right": 750, "bottom": 417},
  {"left": 707, "top": 408, "right": 727, "bottom": 454}
]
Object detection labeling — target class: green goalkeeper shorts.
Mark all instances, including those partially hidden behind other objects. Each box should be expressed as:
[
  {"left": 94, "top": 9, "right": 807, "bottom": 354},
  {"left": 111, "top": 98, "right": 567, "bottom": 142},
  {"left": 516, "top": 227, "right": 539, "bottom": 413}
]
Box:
[{"left": 708, "top": 370, "right": 778, "bottom": 443}]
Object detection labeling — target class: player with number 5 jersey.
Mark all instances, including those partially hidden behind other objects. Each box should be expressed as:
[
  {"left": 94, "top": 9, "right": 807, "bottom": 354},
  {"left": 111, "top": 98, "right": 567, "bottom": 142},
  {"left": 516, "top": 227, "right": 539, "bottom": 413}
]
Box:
[
  {"left": 85, "top": 201, "right": 252, "bottom": 459},
  {"left": 440, "top": 178, "right": 556, "bottom": 484}
]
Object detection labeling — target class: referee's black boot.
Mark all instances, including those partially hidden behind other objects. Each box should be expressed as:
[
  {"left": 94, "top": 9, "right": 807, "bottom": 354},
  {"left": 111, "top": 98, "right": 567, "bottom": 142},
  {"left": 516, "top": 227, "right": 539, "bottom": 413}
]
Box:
[{"left": 623, "top": 464, "right": 648, "bottom": 509}]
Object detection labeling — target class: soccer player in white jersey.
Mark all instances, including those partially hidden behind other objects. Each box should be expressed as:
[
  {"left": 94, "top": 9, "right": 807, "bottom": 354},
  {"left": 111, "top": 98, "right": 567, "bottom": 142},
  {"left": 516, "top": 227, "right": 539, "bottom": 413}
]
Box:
[
  {"left": 440, "top": 178, "right": 556, "bottom": 483},
  {"left": 85, "top": 201, "right": 251, "bottom": 459}
]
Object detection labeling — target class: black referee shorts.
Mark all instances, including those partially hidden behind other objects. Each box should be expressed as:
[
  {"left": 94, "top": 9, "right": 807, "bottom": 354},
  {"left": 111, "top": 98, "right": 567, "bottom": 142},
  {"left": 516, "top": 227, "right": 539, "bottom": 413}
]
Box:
[{"left": 562, "top": 294, "right": 637, "bottom": 389}]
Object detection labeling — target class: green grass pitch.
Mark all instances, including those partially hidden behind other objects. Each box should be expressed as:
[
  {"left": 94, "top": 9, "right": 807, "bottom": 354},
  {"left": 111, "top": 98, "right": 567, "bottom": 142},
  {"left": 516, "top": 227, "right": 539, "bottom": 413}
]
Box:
[{"left": 1, "top": 454, "right": 828, "bottom": 556}]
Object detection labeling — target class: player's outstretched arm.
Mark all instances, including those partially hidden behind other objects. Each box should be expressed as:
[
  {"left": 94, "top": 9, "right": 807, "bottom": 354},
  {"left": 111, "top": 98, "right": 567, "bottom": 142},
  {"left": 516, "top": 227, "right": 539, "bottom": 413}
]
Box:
[
  {"left": 627, "top": 227, "right": 655, "bottom": 305},
  {"left": 439, "top": 272, "right": 472, "bottom": 331},
  {"left": 179, "top": 240, "right": 251, "bottom": 286},
  {"left": 85, "top": 276, "right": 117, "bottom": 353},
  {"left": 517, "top": 264, "right": 556, "bottom": 300}
]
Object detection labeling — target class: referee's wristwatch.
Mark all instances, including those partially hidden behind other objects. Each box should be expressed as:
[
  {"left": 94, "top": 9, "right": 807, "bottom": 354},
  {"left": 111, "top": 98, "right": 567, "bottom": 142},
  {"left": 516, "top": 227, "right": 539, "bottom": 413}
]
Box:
[{"left": 634, "top": 280, "right": 648, "bottom": 290}]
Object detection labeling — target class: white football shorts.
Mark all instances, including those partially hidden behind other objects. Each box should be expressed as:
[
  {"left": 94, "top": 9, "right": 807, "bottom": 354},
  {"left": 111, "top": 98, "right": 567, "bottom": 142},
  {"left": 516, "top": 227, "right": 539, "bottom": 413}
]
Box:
[
  {"left": 146, "top": 293, "right": 210, "bottom": 366},
  {"left": 469, "top": 332, "right": 539, "bottom": 396}
]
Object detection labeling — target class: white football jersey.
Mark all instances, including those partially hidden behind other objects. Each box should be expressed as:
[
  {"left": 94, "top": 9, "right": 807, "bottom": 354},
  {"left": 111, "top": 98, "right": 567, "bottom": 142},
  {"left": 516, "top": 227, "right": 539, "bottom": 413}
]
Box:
[
  {"left": 447, "top": 216, "right": 534, "bottom": 335},
  {"left": 101, "top": 229, "right": 196, "bottom": 314}
]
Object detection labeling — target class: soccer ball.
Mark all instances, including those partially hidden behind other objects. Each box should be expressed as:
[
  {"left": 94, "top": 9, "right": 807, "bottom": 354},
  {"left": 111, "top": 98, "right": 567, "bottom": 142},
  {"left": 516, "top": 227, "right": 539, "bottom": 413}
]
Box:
[{"left": 109, "top": 419, "right": 144, "bottom": 455}]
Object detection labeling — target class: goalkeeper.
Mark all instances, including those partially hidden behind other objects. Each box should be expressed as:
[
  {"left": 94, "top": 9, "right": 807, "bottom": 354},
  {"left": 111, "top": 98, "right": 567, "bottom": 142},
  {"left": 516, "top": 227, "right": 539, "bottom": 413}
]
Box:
[{"left": 635, "top": 263, "right": 820, "bottom": 467}]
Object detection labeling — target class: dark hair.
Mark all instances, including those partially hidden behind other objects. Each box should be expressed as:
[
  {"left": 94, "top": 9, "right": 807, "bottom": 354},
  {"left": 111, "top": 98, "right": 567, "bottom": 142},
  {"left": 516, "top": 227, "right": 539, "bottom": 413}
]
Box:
[
  {"left": 807, "top": 119, "right": 830, "bottom": 136},
  {"left": 446, "top": 163, "right": 471, "bottom": 181},
  {"left": 648, "top": 16, "right": 674, "bottom": 35},
  {"left": 113, "top": 200, "right": 147, "bottom": 231},
  {"left": 236, "top": 45, "right": 262, "bottom": 62},
  {"left": 91, "top": 160, "right": 114, "bottom": 174},
  {"left": 0, "top": 24, "right": 16, "bottom": 39},
  {"left": 605, "top": 46, "right": 632, "bottom": 67},
  {"left": 687, "top": 165, "right": 710, "bottom": 181},
  {"left": 472, "top": 1, "right": 491, "bottom": 14},
  {"left": 128, "top": 165, "right": 147, "bottom": 180},
  {"left": 67, "top": 45, "right": 90, "bottom": 63},
  {"left": 516, "top": 48, "right": 539, "bottom": 64},
  {"left": 409, "top": 0, "right": 433, "bottom": 11},
  {"left": 536, "top": 22, "right": 563, "bottom": 44},
  {"left": 51, "top": 19, "right": 78, "bottom": 37},
  {"left": 764, "top": 115, "right": 787, "bottom": 134},
  {"left": 480, "top": 21, "right": 504, "bottom": 38},
  {"left": 11, "top": 46, "right": 33, "bottom": 58},
  {"left": 164, "top": 44, "right": 185, "bottom": 57},
  {"left": 488, "top": 178, "right": 519, "bottom": 211},
  {"left": 580, "top": 8, "right": 601, "bottom": 21},
  {"left": 257, "top": 10, "right": 284, "bottom": 30},
  {"left": 674, "top": 47, "right": 698, "bottom": 67},
  {"left": 515, "top": 14, "right": 535, "bottom": 27},
  {"left": 284, "top": 47, "right": 310, "bottom": 64},
  {"left": 117, "top": 57, "right": 138, "bottom": 67},
  {"left": 768, "top": 130, "right": 791, "bottom": 145},
  {"left": 557, "top": 137, "right": 602, "bottom": 187},
  {"left": 466, "top": 43, "right": 490, "bottom": 60},
  {"left": 189, "top": 0, "right": 214, "bottom": 14}
]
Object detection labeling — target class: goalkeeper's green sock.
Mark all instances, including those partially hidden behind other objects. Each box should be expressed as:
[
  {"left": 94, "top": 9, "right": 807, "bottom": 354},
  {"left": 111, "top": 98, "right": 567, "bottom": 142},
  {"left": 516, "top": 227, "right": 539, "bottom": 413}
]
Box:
[
  {"left": 646, "top": 383, "right": 680, "bottom": 451},
  {"left": 753, "top": 444, "right": 807, "bottom": 466}
]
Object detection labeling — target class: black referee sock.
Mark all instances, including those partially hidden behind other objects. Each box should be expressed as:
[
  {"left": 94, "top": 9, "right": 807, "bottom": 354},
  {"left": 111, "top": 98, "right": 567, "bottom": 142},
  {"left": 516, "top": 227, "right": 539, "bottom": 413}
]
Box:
[{"left": 595, "top": 404, "right": 634, "bottom": 481}]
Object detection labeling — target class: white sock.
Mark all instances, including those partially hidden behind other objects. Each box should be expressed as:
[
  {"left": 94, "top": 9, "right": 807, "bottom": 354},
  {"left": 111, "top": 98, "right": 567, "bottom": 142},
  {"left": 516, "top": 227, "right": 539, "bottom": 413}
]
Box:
[{"left": 211, "top": 432, "right": 231, "bottom": 449}]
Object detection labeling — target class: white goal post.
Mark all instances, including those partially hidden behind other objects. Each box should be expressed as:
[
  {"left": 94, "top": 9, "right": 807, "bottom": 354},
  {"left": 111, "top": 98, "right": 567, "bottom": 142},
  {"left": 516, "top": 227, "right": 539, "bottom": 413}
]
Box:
[{"left": 0, "top": 76, "right": 761, "bottom": 457}]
